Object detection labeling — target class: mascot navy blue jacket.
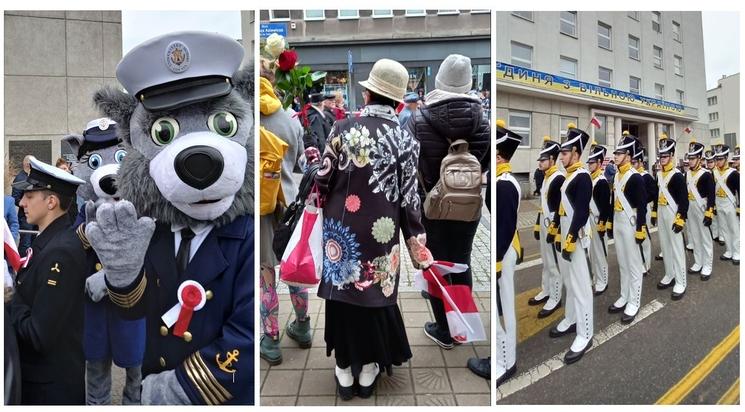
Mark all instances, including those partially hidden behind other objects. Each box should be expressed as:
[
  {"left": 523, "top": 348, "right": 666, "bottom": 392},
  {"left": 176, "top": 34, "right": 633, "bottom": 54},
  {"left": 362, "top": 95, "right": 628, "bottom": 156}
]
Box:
[{"left": 83, "top": 31, "right": 255, "bottom": 405}]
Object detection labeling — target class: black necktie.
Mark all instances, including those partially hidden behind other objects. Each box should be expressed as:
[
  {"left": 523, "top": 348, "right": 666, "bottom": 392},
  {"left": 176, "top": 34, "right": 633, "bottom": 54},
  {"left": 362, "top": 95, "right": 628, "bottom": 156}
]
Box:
[{"left": 176, "top": 227, "right": 195, "bottom": 276}]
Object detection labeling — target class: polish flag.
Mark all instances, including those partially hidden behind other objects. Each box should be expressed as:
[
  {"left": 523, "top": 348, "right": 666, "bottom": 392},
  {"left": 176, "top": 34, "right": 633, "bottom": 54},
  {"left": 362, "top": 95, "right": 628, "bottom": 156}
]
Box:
[
  {"left": 684, "top": 127, "right": 693, "bottom": 134},
  {"left": 3, "top": 218, "right": 22, "bottom": 273},
  {"left": 590, "top": 116, "right": 602, "bottom": 129},
  {"left": 415, "top": 261, "right": 486, "bottom": 343}
]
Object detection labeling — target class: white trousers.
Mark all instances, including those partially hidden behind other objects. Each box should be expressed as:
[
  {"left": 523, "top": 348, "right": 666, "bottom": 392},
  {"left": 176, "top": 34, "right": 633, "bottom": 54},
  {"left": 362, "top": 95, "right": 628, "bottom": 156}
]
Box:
[
  {"left": 496, "top": 247, "right": 517, "bottom": 373},
  {"left": 716, "top": 197, "right": 740, "bottom": 260},
  {"left": 613, "top": 211, "right": 644, "bottom": 316},
  {"left": 688, "top": 203, "right": 713, "bottom": 276},
  {"left": 539, "top": 221, "right": 563, "bottom": 308},
  {"left": 588, "top": 219, "right": 608, "bottom": 291},
  {"left": 658, "top": 204, "right": 687, "bottom": 292},
  {"left": 556, "top": 216, "right": 594, "bottom": 344}
]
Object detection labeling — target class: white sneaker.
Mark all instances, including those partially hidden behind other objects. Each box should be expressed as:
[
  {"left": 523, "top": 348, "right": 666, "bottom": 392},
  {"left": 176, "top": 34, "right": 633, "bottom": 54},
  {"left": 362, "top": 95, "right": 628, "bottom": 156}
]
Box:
[
  {"left": 359, "top": 362, "right": 379, "bottom": 387},
  {"left": 335, "top": 366, "right": 353, "bottom": 387}
]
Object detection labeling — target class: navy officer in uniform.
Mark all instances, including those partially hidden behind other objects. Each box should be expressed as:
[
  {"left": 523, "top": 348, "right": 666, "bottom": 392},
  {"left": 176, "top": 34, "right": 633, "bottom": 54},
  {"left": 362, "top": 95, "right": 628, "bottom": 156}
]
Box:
[
  {"left": 10, "top": 156, "right": 87, "bottom": 404},
  {"left": 496, "top": 119, "right": 522, "bottom": 387}
]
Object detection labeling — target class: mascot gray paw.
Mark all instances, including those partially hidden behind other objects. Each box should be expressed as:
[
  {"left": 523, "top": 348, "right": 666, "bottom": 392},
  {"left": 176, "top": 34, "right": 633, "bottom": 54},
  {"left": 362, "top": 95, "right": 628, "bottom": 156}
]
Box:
[
  {"left": 85, "top": 270, "right": 108, "bottom": 302},
  {"left": 141, "top": 369, "right": 191, "bottom": 405},
  {"left": 85, "top": 200, "right": 155, "bottom": 288}
]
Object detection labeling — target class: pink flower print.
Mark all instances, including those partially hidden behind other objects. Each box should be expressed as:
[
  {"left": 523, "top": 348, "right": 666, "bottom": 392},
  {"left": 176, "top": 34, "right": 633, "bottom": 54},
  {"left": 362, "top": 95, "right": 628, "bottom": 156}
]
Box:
[{"left": 345, "top": 194, "right": 361, "bottom": 213}]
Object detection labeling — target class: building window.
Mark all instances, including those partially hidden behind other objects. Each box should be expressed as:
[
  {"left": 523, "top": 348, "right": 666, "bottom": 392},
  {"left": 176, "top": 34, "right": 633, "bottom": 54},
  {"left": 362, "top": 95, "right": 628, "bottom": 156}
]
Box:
[
  {"left": 269, "top": 10, "right": 291, "bottom": 21},
  {"left": 652, "top": 11, "right": 661, "bottom": 33},
  {"left": 710, "top": 128, "right": 720, "bottom": 138},
  {"left": 628, "top": 35, "right": 640, "bottom": 60},
  {"left": 560, "top": 11, "right": 577, "bottom": 37},
  {"left": 674, "top": 55, "right": 683, "bottom": 76},
  {"left": 628, "top": 11, "right": 639, "bottom": 20},
  {"left": 303, "top": 10, "right": 325, "bottom": 21},
  {"left": 709, "top": 112, "right": 719, "bottom": 121},
  {"left": 630, "top": 76, "right": 641, "bottom": 94},
  {"left": 673, "top": 21, "right": 681, "bottom": 42},
  {"left": 372, "top": 10, "right": 393, "bottom": 18},
  {"left": 511, "top": 41, "right": 533, "bottom": 68},
  {"left": 653, "top": 46, "right": 663, "bottom": 69},
  {"left": 598, "top": 21, "right": 612, "bottom": 50},
  {"left": 676, "top": 89, "right": 685, "bottom": 105},
  {"left": 560, "top": 117, "right": 578, "bottom": 138},
  {"left": 405, "top": 10, "right": 426, "bottom": 17},
  {"left": 338, "top": 10, "right": 360, "bottom": 19},
  {"left": 655, "top": 83, "right": 665, "bottom": 100},
  {"left": 708, "top": 96, "right": 718, "bottom": 106},
  {"left": 598, "top": 66, "right": 612, "bottom": 88},
  {"left": 437, "top": 10, "right": 460, "bottom": 15},
  {"left": 560, "top": 56, "right": 578, "bottom": 79},
  {"left": 508, "top": 111, "right": 531, "bottom": 147},
  {"left": 594, "top": 115, "right": 608, "bottom": 145},
  {"left": 512, "top": 11, "right": 533, "bottom": 21},
  {"left": 724, "top": 133, "right": 737, "bottom": 148}
]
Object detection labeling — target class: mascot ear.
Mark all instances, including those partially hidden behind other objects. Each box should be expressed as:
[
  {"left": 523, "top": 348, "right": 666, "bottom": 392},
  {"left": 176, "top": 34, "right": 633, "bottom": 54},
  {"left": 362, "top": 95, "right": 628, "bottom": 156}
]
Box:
[
  {"left": 232, "top": 67, "right": 254, "bottom": 102},
  {"left": 62, "top": 134, "right": 84, "bottom": 159},
  {"left": 93, "top": 86, "right": 137, "bottom": 141}
]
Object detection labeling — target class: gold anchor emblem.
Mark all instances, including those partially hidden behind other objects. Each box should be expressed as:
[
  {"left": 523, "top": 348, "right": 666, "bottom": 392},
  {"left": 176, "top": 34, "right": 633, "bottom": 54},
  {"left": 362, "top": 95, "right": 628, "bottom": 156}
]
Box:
[
  {"left": 216, "top": 349, "right": 239, "bottom": 374},
  {"left": 50, "top": 263, "right": 60, "bottom": 273}
]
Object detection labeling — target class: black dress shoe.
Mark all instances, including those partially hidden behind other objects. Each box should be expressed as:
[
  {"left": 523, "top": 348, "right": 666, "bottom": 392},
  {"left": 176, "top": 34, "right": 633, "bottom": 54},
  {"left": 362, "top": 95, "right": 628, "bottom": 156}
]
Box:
[
  {"left": 733, "top": 259, "right": 740, "bottom": 266},
  {"left": 467, "top": 357, "right": 491, "bottom": 380},
  {"left": 643, "top": 271, "right": 649, "bottom": 277},
  {"left": 655, "top": 255, "right": 664, "bottom": 261},
  {"left": 657, "top": 279, "right": 675, "bottom": 290},
  {"left": 564, "top": 340, "right": 593, "bottom": 364},
  {"left": 537, "top": 302, "right": 561, "bottom": 318},
  {"left": 671, "top": 290, "right": 685, "bottom": 300},
  {"left": 717, "top": 239, "right": 726, "bottom": 246},
  {"left": 496, "top": 364, "right": 517, "bottom": 388},
  {"left": 720, "top": 254, "right": 732, "bottom": 261},
  {"left": 608, "top": 303, "right": 626, "bottom": 314},
  {"left": 621, "top": 312, "right": 636, "bottom": 324},
  {"left": 549, "top": 323, "right": 576, "bottom": 338},
  {"left": 687, "top": 267, "right": 701, "bottom": 274},
  {"left": 528, "top": 295, "right": 549, "bottom": 306},
  {"left": 357, "top": 375, "right": 379, "bottom": 399},
  {"left": 593, "top": 286, "right": 607, "bottom": 296},
  {"left": 700, "top": 274, "right": 711, "bottom": 281},
  {"left": 335, "top": 376, "right": 356, "bottom": 401}
]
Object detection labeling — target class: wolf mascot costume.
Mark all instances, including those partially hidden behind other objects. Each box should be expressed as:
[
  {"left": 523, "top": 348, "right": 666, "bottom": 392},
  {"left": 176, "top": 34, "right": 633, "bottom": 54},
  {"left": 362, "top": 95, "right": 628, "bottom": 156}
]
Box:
[
  {"left": 65, "top": 118, "right": 145, "bottom": 405},
  {"left": 83, "top": 31, "right": 254, "bottom": 405}
]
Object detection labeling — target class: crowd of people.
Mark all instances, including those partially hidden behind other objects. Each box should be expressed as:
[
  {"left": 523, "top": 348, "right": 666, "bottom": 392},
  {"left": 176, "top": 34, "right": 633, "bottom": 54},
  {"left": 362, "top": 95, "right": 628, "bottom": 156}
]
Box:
[
  {"left": 259, "top": 53, "right": 491, "bottom": 399},
  {"left": 497, "top": 122, "right": 740, "bottom": 387}
]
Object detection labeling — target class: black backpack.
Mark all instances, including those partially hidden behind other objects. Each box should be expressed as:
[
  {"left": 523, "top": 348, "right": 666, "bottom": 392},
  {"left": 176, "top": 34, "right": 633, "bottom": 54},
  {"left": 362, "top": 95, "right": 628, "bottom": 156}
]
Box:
[{"left": 272, "top": 163, "right": 320, "bottom": 261}]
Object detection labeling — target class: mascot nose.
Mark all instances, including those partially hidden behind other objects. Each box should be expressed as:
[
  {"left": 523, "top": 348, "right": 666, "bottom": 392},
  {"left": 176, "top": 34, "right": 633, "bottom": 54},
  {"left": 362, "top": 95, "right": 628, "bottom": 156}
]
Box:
[
  {"left": 174, "top": 145, "right": 224, "bottom": 190},
  {"left": 99, "top": 175, "right": 118, "bottom": 195}
]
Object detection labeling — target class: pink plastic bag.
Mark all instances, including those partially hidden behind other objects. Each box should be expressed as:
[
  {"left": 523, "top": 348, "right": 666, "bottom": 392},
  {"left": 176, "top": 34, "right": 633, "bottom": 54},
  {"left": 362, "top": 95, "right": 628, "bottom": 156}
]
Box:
[{"left": 279, "top": 186, "right": 323, "bottom": 288}]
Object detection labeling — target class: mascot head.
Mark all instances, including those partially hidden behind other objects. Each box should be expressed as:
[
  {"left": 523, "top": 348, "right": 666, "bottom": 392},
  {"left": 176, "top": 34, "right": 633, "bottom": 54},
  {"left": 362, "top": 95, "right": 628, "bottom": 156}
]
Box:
[
  {"left": 93, "top": 31, "right": 254, "bottom": 228},
  {"left": 63, "top": 118, "right": 126, "bottom": 203}
]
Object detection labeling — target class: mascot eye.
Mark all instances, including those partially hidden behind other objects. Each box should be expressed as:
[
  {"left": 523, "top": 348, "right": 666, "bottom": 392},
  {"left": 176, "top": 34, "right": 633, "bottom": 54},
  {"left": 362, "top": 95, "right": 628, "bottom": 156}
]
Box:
[
  {"left": 207, "top": 112, "right": 238, "bottom": 137},
  {"left": 115, "top": 149, "right": 127, "bottom": 163},
  {"left": 150, "top": 117, "right": 180, "bottom": 145},
  {"left": 88, "top": 154, "right": 103, "bottom": 170}
]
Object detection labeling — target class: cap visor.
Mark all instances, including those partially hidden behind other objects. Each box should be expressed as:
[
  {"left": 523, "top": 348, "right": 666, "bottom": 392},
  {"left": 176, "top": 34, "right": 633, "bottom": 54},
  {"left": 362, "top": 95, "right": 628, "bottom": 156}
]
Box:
[{"left": 142, "top": 78, "right": 232, "bottom": 111}]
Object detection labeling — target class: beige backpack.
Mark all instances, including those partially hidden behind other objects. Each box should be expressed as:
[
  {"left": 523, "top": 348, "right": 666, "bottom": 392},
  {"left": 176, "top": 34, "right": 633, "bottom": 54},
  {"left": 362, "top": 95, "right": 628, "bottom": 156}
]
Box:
[{"left": 423, "top": 139, "right": 483, "bottom": 221}]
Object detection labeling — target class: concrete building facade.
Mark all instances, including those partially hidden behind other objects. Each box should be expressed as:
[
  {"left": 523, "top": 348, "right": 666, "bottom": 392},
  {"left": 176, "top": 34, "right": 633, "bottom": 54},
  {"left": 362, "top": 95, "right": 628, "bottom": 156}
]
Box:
[
  {"left": 496, "top": 11, "right": 709, "bottom": 184},
  {"left": 706, "top": 73, "right": 739, "bottom": 149},
  {"left": 4, "top": 11, "right": 123, "bottom": 173},
  {"left": 260, "top": 9, "right": 491, "bottom": 110}
]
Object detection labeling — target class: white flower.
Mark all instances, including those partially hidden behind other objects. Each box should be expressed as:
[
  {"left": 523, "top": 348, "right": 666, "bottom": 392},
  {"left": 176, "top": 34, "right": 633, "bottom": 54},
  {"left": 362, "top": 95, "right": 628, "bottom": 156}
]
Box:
[{"left": 264, "top": 33, "right": 286, "bottom": 58}]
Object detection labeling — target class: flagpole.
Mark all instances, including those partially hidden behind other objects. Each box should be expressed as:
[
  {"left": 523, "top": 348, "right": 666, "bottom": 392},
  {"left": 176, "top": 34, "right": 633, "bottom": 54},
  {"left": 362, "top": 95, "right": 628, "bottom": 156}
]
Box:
[{"left": 427, "top": 267, "right": 475, "bottom": 335}]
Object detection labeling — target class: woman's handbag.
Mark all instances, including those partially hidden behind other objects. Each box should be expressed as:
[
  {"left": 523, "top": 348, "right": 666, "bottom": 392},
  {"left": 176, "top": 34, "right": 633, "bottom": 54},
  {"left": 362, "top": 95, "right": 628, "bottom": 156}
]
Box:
[
  {"left": 279, "top": 185, "right": 323, "bottom": 288},
  {"left": 272, "top": 163, "right": 319, "bottom": 260}
]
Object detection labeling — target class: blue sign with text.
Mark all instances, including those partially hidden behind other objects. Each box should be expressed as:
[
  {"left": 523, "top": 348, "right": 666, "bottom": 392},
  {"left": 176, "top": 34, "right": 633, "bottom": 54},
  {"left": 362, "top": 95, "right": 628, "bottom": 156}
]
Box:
[{"left": 260, "top": 23, "right": 287, "bottom": 39}]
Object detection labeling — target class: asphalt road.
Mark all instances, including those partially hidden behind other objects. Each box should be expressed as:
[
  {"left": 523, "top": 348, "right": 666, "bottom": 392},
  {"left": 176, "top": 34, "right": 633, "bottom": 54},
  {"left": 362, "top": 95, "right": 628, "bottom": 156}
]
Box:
[{"left": 498, "top": 226, "right": 740, "bottom": 405}]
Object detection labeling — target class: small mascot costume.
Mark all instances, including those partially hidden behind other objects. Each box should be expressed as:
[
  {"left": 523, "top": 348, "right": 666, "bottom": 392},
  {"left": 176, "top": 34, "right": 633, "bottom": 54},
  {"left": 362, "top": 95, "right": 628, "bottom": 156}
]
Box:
[
  {"left": 64, "top": 118, "right": 145, "bottom": 405},
  {"left": 84, "top": 31, "right": 255, "bottom": 405}
]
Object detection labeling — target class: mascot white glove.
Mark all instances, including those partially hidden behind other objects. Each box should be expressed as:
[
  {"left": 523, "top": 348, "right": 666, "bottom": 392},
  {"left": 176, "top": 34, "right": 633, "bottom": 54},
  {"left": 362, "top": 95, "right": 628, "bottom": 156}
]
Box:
[
  {"left": 141, "top": 369, "right": 191, "bottom": 405},
  {"left": 85, "top": 200, "right": 155, "bottom": 288},
  {"left": 85, "top": 270, "right": 108, "bottom": 302}
]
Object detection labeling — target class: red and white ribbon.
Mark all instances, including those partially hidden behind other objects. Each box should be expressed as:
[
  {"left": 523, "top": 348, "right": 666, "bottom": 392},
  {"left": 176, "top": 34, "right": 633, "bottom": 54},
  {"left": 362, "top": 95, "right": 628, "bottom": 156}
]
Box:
[{"left": 161, "top": 280, "right": 206, "bottom": 337}]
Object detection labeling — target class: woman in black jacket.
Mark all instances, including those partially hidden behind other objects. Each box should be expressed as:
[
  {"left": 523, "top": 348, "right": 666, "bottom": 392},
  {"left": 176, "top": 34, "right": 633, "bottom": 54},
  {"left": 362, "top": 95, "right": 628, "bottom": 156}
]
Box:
[{"left": 403, "top": 54, "right": 491, "bottom": 348}]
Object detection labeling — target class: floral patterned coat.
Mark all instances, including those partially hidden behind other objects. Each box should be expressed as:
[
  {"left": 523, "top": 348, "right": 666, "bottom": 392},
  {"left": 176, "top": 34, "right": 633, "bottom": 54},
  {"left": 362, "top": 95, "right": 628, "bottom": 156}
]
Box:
[{"left": 315, "top": 105, "right": 433, "bottom": 307}]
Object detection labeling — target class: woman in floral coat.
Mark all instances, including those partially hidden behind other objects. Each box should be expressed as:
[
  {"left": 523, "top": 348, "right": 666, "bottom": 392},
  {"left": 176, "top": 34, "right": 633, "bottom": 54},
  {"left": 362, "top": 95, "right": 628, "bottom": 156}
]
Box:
[{"left": 310, "top": 59, "right": 433, "bottom": 400}]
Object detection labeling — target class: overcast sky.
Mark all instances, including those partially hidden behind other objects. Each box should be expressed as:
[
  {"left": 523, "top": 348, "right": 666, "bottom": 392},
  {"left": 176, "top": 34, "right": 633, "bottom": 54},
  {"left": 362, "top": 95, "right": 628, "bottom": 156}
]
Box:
[
  {"left": 702, "top": 11, "right": 739, "bottom": 90},
  {"left": 122, "top": 11, "right": 242, "bottom": 55}
]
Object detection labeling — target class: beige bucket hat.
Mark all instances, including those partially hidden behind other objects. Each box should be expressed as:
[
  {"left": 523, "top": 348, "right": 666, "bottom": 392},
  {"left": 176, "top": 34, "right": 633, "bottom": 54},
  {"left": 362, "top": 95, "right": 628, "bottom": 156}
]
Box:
[{"left": 358, "top": 58, "right": 409, "bottom": 103}]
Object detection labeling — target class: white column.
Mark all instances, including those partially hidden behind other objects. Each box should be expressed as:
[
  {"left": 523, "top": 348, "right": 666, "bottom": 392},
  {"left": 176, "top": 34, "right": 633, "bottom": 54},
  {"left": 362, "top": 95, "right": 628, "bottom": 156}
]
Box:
[
  {"left": 615, "top": 117, "right": 623, "bottom": 145},
  {"left": 647, "top": 122, "right": 657, "bottom": 161}
]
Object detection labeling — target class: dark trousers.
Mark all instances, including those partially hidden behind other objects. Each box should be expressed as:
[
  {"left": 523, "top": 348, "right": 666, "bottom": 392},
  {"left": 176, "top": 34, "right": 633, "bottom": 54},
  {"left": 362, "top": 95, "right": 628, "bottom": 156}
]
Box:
[{"left": 421, "top": 216, "right": 479, "bottom": 333}]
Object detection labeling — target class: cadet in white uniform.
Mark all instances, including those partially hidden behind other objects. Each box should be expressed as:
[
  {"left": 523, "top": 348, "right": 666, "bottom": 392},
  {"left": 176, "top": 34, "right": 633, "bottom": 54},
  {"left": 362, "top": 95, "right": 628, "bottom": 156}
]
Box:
[
  {"left": 586, "top": 143, "right": 611, "bottom": 295},
  {"left": 632, "top": 140, "right": 656, "bottom": 276},
  {"left": 685, "top": 141, "right": 716, "bottom": 280},
  {"left": 713, "top": 144, "right": 740, "bottom": 265}
]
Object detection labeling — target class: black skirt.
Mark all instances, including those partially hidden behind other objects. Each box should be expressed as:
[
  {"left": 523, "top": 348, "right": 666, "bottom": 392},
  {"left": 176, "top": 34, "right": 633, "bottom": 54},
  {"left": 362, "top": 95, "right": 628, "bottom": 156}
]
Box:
[{"left": 324, "top": 299, "right": 412, "bottom": 378}]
